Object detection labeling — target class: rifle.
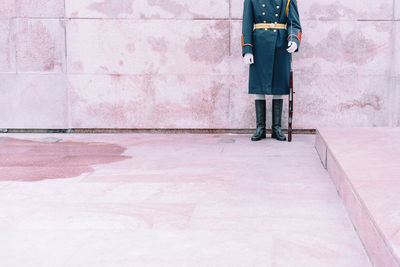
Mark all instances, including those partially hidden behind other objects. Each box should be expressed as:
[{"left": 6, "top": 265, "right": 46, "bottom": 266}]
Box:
[
  {"left": 288, "top": 24, "right": 294, "bottom": 142},
  {"left": 288, "top": 66, "right": 293, "bottom": 142}
]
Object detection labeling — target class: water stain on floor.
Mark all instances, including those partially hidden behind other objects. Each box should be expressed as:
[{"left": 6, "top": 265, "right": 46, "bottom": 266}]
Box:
[{"left": 0, "top": 137, "right": 130, "bottom": 182}]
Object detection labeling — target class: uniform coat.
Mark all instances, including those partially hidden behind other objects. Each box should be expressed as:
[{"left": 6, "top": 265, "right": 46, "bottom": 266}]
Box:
[{"left": 242, "top": 0, "right": 302, "bottom": 95}]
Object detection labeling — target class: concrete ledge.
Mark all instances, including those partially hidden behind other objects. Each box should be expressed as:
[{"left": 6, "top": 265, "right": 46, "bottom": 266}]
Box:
[
  {"left": 315, "top": 128, "right": 400, "bottom": 267},
  {"left": 0, "top": 128, "right": 317, "bottom": 134}
]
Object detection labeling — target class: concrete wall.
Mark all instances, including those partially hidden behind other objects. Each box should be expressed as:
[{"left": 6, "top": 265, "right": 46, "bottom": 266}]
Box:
[{"left": 0, "top": 0, "right": 399, "bottom": 129}]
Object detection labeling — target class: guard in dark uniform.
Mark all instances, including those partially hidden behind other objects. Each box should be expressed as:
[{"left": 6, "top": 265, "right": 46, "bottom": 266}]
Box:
[{"left": 242, "top": 0, "right": 302, "bottom": 141}]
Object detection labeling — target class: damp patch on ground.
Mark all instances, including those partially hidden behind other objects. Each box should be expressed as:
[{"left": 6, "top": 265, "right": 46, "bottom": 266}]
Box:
[{"left": 0, "top": 137, "right": 130, "bottom": 182}]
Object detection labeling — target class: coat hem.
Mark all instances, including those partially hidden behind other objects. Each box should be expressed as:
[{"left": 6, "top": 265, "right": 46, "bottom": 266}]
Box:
[{"left": 248, "top": 87, "right": 289, "bottom": 95}]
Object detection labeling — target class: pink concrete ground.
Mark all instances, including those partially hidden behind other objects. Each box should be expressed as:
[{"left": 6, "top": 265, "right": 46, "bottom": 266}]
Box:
[
  {"left": 0, "top": 134, "right": 370, "bottom": 266},
  {"left": 315, "top": 128, "right": 400, "bottom": 267}
]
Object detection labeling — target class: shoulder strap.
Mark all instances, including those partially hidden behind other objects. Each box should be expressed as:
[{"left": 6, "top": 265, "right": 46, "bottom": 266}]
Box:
[{"left": 286, "top": 0, "right": 291, "bottom": 17}]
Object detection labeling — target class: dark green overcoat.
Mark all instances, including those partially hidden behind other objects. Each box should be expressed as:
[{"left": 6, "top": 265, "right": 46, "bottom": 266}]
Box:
[{"left": 242, "top": 0, "right": 302, "bottom": 95}]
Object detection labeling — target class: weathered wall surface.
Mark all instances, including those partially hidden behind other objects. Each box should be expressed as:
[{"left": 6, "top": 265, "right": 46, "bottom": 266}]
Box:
[{"left": 0, "top": 0, "right": 399, "bottom": 129}]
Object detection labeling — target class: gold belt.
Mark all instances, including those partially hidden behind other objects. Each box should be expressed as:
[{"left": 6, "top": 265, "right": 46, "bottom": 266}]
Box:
[{"left": 254, "top": 23, "right": 287, "bottom": 30}]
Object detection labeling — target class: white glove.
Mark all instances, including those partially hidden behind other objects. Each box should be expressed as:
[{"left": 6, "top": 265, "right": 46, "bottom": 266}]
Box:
[
  {"left": 243, "top": 53, "right": 254, "bottom": 65},
  {"left": 286, "top": 41, "right": 297, "bottom": 53}
]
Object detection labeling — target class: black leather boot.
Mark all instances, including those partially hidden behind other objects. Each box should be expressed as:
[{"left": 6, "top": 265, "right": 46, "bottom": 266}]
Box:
[
  {"left": 271, "top": 99, "right": 287, "bottom": 141},
  {"left": 251, "top": 100, "right": 266, "bottom": 141}
]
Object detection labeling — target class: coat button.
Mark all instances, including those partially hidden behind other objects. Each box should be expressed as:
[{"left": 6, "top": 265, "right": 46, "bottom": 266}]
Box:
[
  {"left": 262, "top": 12, "right": 266, "bottom": 15},
  {"left": 262, "top": 4, "right": 265, "bottom": 7},
  {"left": 275, "top": 14, "right": 278, "bottom": 17},
  {"left": 277, "top": 6, "right": 280, "bottom": 9}
]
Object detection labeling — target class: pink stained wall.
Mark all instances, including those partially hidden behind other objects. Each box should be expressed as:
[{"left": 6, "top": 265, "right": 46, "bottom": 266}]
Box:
[{"left": 0, "top": 0, "right": 399, "bottom": 129}]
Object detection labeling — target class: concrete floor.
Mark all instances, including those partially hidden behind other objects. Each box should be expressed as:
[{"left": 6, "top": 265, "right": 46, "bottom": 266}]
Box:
[{"left": 0, "top": 134, "right": 370, "bottom": 266}]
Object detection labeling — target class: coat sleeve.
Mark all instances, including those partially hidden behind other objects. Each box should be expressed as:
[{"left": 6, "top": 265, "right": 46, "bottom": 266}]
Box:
[
  {"left": 241, "top": 0, "right": 254, "bottom": 56},
  {"left": 286, "top": 0, "right": 302, "bottom": 52}
]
